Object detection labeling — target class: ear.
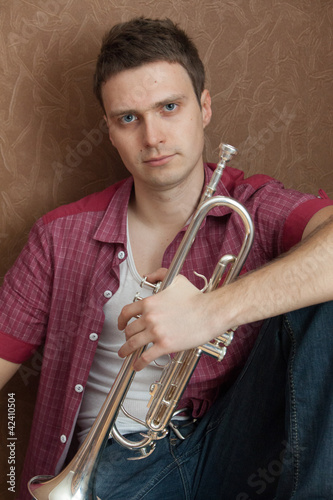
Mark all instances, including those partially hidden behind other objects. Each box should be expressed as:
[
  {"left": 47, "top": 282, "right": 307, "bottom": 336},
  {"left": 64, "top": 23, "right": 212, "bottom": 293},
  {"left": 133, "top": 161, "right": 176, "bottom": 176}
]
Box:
[
  {"left": 200, "top": 89, "right": 212, "bottom": 129},
  {"left": 104, "top": 115, "right": 115, "bottom": 146}
]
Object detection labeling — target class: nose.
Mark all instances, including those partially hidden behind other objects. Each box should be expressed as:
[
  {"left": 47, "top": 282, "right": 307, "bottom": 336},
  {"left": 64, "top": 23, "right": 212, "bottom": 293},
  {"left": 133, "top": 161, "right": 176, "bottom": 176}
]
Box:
[{"left": 142, "top": 114, "right": 165, "bottom": 148}]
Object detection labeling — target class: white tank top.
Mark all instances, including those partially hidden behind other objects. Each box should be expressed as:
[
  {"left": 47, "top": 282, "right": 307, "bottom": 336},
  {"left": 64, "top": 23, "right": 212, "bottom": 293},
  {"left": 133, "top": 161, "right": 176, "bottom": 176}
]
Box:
[{"left": 77, "top": 228, "right": 167, "bottom": 443}]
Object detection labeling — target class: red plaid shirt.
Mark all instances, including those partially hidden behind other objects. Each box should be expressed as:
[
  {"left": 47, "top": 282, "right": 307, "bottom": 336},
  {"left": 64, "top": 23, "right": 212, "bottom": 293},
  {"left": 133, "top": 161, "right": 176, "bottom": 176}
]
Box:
[{"left": 0, "top": 163, "right": 332, "bottom": 499}]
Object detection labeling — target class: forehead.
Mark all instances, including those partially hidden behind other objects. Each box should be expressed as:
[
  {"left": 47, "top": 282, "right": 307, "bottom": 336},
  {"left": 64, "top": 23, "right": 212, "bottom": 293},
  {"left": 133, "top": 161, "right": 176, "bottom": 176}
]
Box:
[{"left": 102, "top": 61, "right": 196, "bottom": 114}]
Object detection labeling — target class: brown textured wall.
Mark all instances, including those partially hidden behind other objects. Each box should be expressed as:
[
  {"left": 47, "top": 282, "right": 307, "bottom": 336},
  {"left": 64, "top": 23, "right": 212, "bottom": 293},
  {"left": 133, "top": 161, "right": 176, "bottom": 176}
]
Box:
[{"left": 0, "top": 0, "right": 332, "bottom": 497}]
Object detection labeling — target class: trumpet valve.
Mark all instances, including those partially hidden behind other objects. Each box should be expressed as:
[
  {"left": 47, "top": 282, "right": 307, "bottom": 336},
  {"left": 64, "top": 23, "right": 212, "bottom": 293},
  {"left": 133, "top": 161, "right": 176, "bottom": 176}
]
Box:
[
  {"left": 216, "top": 327, "right": 237, "bottom": 347},
  {"left": 200, "top": 343, "right": 227, "bottom": 361},
  {"left": 140, "top": 276, "right": 162, "bottom": 293},
  {"left": 148, "top": 382, "right": 160, "bottom": 408},
  {"left": 199, "top": 324, "right": 238, "bottom": 360}
]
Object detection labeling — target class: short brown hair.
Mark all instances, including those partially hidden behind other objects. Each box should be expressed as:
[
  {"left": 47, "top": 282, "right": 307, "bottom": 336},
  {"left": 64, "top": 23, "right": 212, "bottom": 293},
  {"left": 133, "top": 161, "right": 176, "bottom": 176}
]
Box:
[{"left": 93, "top": 17, "right": 205, "bottom": 109}]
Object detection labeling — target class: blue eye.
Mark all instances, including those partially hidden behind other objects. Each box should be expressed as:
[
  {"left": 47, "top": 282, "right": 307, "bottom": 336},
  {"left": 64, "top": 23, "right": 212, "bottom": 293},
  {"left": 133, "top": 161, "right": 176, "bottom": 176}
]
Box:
[
  {"left": 164, "top": 103, "right": 177, "bottom": 112},
  {"left": 121, "top": 114, "right": 136, "bottom": 123}
]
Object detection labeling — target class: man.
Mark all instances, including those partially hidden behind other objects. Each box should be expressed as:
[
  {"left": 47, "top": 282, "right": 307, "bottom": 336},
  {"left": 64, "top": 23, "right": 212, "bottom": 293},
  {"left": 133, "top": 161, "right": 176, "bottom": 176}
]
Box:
[{"left": 1, "top": 17, "right": 333, "bottom": 499}]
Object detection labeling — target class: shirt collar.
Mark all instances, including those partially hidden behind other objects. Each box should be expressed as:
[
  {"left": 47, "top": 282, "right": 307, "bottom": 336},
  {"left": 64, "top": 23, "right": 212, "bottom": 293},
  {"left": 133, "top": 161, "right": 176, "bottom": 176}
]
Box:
[
  {"left": 93, "top": 176, "right": 133, "bottom": 244},
  {"left": 93, "top": 163, "right": 231, "bottom": 244}
]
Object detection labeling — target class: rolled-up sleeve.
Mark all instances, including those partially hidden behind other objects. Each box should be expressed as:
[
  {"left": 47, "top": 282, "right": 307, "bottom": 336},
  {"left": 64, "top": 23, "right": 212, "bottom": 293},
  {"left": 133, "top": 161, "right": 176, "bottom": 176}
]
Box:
[
  {"left": 0, "top": 219, "right": 53, "bottom": 362},
  {"left": 0, "top": 331, "right": 37, "bottom": 363},
  {"left": 283, "top": 194, "right": 333, "bottom": 252},
  {"left": 230, "top": 174, "right": 333, "bottom": 262}
]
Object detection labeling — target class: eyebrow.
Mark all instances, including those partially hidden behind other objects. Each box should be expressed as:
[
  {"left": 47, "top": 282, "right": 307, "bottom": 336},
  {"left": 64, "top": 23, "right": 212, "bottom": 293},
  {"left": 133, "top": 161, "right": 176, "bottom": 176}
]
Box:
[{"left": 107, "top": 93, "right": 188, "bottom": 119}]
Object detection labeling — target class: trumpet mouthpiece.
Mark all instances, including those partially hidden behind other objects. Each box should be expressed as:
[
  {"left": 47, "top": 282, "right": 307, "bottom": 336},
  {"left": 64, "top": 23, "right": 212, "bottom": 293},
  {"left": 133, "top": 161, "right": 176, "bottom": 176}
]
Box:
[{"left": 219, "top": 143, "right": 237, "bottom": 163}]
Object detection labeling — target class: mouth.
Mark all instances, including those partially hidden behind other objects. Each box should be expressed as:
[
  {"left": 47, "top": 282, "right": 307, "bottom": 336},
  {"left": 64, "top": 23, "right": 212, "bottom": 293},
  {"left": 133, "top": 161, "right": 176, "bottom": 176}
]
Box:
[{"left": 143, "top": 154, "right": 176, "bottom": 167}]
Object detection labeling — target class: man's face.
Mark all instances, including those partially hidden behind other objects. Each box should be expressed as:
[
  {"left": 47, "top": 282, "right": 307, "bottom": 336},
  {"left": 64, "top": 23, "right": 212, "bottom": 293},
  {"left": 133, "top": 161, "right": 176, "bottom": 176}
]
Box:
[{"left": 102, "top": 61, "right": 212, "bottom": 193}]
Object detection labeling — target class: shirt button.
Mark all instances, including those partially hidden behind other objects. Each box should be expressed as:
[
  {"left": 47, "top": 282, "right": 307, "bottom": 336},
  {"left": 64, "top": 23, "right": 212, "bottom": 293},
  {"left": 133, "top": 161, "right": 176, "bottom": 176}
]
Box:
[
  {"left": 104, "top": 290, "right": 112, "bottom": 299},
  {"left": 89, "top": 333, "right": 98, "bottom": 341},
  {"left": 60, "top": 434, "right": 67, "bottom": 443},
  {"left": 118, "top": 250, "right": 125, "bottom": 260},
  {"left": 75, "top": 384, "right": 84, "bottom": 393}
]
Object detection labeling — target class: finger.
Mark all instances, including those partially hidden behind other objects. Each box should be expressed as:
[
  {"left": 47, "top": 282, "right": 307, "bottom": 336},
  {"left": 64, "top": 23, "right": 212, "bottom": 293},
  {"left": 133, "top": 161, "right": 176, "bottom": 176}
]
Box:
[
  {"left": 118, "top": 329, "right": 151, "bottom": 358},
  {"left": 133, "top": 344, "right": 165, "bottom": 371},
  {"left": 118, "top": 301, "right": 143, "bottom": 330},
  {"left": 145, "top": 267, "right": 168, "bottom": 284},
  {"left": 123, "top": 316, "right": 146, "bottom": 340}
]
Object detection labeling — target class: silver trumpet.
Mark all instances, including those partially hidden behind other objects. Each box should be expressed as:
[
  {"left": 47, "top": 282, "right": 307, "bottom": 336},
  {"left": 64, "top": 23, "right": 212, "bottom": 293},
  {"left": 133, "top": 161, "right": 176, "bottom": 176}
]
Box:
[{"left": 28, "top": 143, "right": 254, "bottom": 499}]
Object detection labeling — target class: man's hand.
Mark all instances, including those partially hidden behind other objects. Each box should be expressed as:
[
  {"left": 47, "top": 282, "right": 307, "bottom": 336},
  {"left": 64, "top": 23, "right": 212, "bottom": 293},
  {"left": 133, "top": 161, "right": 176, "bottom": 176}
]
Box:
[
  {"left": 118, "top": 210, "right": 333, "bottom": 372},
  {"left": 117, "top": 270, "right": 215, "bottom": 371}
]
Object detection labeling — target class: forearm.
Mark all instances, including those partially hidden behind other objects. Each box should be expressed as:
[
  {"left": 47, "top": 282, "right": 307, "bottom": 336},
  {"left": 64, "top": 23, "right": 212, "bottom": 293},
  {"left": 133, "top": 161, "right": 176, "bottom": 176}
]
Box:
[
  {"left": 0, "top": 358, "right": 21, "bottom": 390},
  {"left": 118, "top": 215, "right": 333, "bottom": 370},
  {"left": 208, "top": 214, "right": 333, "bottom": 335}
]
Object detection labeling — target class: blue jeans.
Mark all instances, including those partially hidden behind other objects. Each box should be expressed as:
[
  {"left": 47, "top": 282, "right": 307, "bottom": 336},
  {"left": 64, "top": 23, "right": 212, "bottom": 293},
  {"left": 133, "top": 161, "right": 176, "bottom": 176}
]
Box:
[{"left": 94, "top": 302, "right": 333, "bottom": 499}]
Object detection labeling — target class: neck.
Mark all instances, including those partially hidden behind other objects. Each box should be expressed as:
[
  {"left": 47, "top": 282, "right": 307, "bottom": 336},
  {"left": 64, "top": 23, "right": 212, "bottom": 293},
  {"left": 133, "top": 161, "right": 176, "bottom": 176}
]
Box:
[
  {"left": 126, "top": 164, "right": 206, "bottom": 276},
  {"left": 129, "top": 168, "right": 205, "bottom": 230}
]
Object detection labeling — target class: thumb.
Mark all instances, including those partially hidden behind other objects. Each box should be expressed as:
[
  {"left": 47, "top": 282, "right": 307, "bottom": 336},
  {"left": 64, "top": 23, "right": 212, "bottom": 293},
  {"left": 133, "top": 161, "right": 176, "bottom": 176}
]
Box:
[{"left": 145, "top": 267, "right": 168, "bottom": 284}]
